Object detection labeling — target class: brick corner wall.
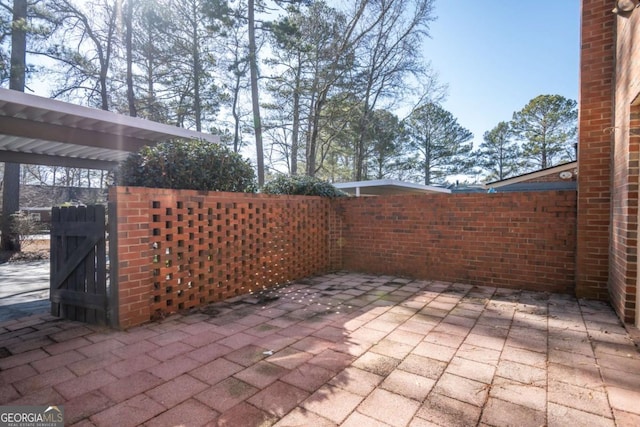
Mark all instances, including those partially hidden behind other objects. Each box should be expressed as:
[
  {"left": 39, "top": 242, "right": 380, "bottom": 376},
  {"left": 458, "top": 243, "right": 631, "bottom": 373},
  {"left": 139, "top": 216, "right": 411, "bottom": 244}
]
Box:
[
  {"left": 609, "top": 7, "right": 640, "bottom": 324},
  {"left": 576, "top": 0, "right": 616, "bottom": 301}
]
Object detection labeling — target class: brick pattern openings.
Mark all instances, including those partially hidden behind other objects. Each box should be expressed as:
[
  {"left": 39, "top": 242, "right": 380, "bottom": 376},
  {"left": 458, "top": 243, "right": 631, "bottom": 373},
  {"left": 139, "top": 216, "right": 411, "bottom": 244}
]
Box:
[{"left": 111, "top": 187, "right": 335, "bottom": 328}]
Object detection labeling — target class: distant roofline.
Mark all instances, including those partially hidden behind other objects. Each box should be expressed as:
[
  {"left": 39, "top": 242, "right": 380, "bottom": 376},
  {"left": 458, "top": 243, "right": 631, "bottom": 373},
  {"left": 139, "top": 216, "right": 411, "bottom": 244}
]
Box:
[
  {"left": 486, "top": 161, "right": 577, "bottom": 188},
  {"left": 334, "top": 179, "right": 451, "bottom": 196}
]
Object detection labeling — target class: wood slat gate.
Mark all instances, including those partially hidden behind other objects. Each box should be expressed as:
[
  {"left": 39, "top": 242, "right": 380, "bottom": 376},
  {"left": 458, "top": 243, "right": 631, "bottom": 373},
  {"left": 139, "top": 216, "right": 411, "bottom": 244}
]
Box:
[{"left": 50, "top": 205, "right": 111, "bottom": 326}]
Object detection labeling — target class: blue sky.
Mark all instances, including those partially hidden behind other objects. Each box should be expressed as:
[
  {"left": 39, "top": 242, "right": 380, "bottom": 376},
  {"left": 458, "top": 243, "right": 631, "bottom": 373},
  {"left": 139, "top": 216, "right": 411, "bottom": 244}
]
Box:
[{"left": 422, "top": 0, "right": 581, "bottom": 149}]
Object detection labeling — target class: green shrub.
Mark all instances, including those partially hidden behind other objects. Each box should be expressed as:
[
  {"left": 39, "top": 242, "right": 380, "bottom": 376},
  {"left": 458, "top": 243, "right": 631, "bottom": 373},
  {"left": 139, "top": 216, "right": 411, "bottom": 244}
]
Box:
[
  {"left": 262, "top": 175, "right": 348, "bottom": 198},
  {"left": 117, "top": 139, "right": 257, "bottom": 192}
]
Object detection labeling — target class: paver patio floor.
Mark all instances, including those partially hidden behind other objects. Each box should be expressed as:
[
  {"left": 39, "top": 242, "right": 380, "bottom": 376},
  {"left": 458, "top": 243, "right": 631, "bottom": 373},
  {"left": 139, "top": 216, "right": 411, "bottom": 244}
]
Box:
[{"left": 1, "top": 272, "right": 639, "bottom": 426}]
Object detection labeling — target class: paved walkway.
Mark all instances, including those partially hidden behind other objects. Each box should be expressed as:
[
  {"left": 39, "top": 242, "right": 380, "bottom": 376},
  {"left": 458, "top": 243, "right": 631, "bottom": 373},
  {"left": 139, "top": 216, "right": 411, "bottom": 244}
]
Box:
[
  {"left": 1, "top": 273, "right": 639, "bottom": 426},
  {"left": 0, "top": 261, "right": 50, "bottom": 322}
]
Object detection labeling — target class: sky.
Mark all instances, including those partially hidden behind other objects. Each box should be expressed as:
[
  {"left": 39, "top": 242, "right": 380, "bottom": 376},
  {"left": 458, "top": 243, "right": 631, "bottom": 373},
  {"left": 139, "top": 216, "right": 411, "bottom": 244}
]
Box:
[
  {"left": 18, "top": 0, "right": 581, "bottom": 183},
  {"left": 422, "top": 0, "right": 581, "bottom": 150}
]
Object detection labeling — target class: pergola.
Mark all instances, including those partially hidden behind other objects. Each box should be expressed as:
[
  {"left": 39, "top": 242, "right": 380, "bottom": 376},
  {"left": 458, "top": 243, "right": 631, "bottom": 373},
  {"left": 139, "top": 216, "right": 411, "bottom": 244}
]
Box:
[{"left": 0, "top": 88, "right": 220, "bottom": 170}]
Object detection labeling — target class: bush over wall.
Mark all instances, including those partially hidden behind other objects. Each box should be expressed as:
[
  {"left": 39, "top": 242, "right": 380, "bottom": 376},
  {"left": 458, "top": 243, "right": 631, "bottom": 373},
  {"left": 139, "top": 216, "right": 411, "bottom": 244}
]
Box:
[
  {"left": 117, "top": 139, "right": 257, "bottom": 192},
  {"left": 262, "top": 175, "right": 347, "bottom": 198}
]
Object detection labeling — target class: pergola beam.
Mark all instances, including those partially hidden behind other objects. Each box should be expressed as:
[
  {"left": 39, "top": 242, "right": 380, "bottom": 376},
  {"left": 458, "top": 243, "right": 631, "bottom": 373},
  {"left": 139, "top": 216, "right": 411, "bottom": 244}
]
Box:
[
  {"left": 0, "top": 88, "right": 220, "bottom": 171},
  {"left": 0, "top": 116, "right": 151, "bottom": 152},
  {"left": 0, "top": 150, "right": 120, "bottom": 170}
]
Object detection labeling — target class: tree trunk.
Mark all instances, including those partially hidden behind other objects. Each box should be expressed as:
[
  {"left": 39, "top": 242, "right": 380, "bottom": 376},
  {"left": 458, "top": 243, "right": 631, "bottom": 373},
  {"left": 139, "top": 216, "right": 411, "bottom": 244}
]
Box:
[
  {"left": 232, "top": 70, "right": 241, "bottom": 152},
  {"left": 125, "top": 0, "right": 137, "bottom": 117},
  {"left": 355, "top": 108, "right": 370, "bottom": 181},
  {"left": 306, "top": 98, "right": 323, "bottom": 177},
  {"left": 290, "top": 55, "right": 302, "bottom": 175},
  {"left": 192, "top": 0, "right": 202, "bottom": 131},
  {"left": 1, "top": 0, "right": 27, "bottom": 252},
  {"left": 248, "top": 0, "right": 264, "bottom": 186},
  {"left": 424, "top": 136, "right": 431, "bottom": 185}
]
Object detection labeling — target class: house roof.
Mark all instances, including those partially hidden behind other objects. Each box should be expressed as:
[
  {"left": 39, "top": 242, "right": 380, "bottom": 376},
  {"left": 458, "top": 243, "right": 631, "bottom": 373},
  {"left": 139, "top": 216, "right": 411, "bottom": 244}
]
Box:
[
  {"left": 489, "top": 181, "right": 577, "bottom": 192},
  {"left": 334, "top": 179, "right": 451, "bottom": 196},
  {"left": 486, "top": 161, "right": 577, "bottom": 189},
  {"left": 0, "top": 88, "right": 219, "bottom": 170}
]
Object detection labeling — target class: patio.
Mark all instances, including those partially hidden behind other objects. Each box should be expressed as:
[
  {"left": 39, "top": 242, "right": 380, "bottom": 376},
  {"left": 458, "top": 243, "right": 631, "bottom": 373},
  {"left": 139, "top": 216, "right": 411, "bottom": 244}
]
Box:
[{"left": 1, "top": 272, "right": 639, "bottom": 427}]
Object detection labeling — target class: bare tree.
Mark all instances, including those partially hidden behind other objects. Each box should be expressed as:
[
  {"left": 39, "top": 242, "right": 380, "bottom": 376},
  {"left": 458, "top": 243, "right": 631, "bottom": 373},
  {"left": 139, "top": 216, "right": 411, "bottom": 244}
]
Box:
[
  {"left": 352, "top": 0, "right": 436, "bottom": 181},
  {"left": 45, "top": 0, "right": 120, "bottom": 110},
  {"left": 123, "top": 0, "right": 136, "bottom": 116},
  {"left": 247, "top": 0, "right": 265, "bottom": 185},
  {"left": 0, "top": 1, "right": 12, "bottom": 84}
]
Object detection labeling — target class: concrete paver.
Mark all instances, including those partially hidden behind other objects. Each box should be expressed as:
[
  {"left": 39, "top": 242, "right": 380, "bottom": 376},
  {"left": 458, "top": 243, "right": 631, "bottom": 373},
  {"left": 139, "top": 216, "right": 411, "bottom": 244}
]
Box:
[
  {"left": 0, "top": 261, "right": 50, "bottom": 322},
  {"left": 1, "top": 272, "right": 639, "bottom": 426}
]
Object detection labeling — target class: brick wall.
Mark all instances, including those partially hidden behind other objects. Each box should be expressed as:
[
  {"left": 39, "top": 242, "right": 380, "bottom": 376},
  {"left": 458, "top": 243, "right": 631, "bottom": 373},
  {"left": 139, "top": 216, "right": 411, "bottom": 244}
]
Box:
[
  {"left": 609, "top": 6, "right": 640, "bottom": 324},
  {"left": 336, "top": 192, "right": 577, "bottom": 294},
  {"left": 576, "top": 0, "right": 616, "bottom": 300},
  {"left": 109, "top": 187, "right": 579, "bottom": 328},
  {"left": 110, "top": 187, "right": 335, "bottom": 329}
]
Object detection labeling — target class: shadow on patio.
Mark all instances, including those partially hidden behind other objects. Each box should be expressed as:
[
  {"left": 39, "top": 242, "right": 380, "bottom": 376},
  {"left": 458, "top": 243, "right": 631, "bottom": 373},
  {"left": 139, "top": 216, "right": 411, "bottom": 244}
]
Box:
[{"left": 1, "top": 272, "right": 639, "bottom": 426}]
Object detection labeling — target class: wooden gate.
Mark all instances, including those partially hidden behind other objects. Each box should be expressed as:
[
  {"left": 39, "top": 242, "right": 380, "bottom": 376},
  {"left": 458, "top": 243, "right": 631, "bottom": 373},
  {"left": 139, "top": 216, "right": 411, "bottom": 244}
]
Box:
[{"left": 50, "top": 205, "right": 111, "bottom": 326}]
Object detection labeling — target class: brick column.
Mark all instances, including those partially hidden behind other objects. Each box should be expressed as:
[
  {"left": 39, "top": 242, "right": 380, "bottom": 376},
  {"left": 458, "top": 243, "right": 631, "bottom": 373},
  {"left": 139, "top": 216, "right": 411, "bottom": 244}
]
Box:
[
  {"left": 576, "top": 0, "right": 616, "bottom": 300},
  {"left": 109, "top": 186, "right": 154, "bottom": 329}
]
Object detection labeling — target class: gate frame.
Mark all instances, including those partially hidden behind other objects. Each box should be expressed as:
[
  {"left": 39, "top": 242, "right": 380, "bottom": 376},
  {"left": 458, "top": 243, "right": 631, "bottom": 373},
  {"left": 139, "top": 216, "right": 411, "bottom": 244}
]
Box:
[
  {"left": 50, "top": 205, "right": 117, "bottom": 327},
  {"left": 107, "top": 200, "right": 119, "bottom": 328}
]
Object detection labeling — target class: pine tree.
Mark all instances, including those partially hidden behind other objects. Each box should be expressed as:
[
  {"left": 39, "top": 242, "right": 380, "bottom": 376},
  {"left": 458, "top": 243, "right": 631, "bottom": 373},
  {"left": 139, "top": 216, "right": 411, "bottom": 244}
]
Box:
[
  {"left": 476, "top": 121, "right": 522, "bottom": 181},
  {"left": 511, "top": 94, "right": 577, "bottom": 169},
  {"left": 405, "top": 103, "right": 474, "bottom": 185}
]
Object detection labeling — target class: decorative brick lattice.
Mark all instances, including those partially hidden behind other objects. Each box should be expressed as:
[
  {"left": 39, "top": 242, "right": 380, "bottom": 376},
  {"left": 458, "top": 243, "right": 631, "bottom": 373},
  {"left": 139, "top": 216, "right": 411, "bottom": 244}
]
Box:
[{"left": 112, "top": 188, "right": 334, "bottom": 325}]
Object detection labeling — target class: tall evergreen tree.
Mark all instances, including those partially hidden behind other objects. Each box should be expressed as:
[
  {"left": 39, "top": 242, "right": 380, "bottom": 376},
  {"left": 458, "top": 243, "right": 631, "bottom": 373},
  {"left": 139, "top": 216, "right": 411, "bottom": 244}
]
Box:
[
  {"left": 265, "top": 1, "right": 350, "bottom": 176},
  {"left": 476, "top": 121, "right": 522, "bottom": 181},
  {"left": 211, "top": 0, "right": 250, "bottom": 153},
  {"left": 405, "top": 103, "right": 474, "bottom": 185},
  {"left": 169, "top": 0, "right": 222, "bottom": 131},
  {"left": 366, "top": 109, "right": 407, "bottom": 180},
  {"left": 127, "top": 0, "right": 175, "bottom": 122},
  {"left": 511, "top": 94, "right": 577, "bottom": 169}
]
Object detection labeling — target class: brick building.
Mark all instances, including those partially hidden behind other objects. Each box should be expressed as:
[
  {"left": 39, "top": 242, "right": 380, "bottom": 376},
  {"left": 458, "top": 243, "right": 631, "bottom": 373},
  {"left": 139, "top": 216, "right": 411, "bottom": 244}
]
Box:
[{"left": 578, "top": 0, "right": 640, "bottom": 325}]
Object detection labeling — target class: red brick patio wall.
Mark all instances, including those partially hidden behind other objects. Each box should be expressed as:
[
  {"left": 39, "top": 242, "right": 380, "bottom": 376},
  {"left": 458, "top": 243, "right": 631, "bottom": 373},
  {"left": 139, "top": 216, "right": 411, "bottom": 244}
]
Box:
[
  {"left": 335, "top": 192, "right": 577, "bottom": 293},
  {"left": 609, "top": 7, "right": 640, "bottom": 324},
  {"left": 576, "top": 0, "right": 616, "bottom": 301},
  {"left": 110, "top": 187, "right": 335, "bottom": 329},
  {"left": 111, "top": 187, "right": 577, "bottom": 328}
]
